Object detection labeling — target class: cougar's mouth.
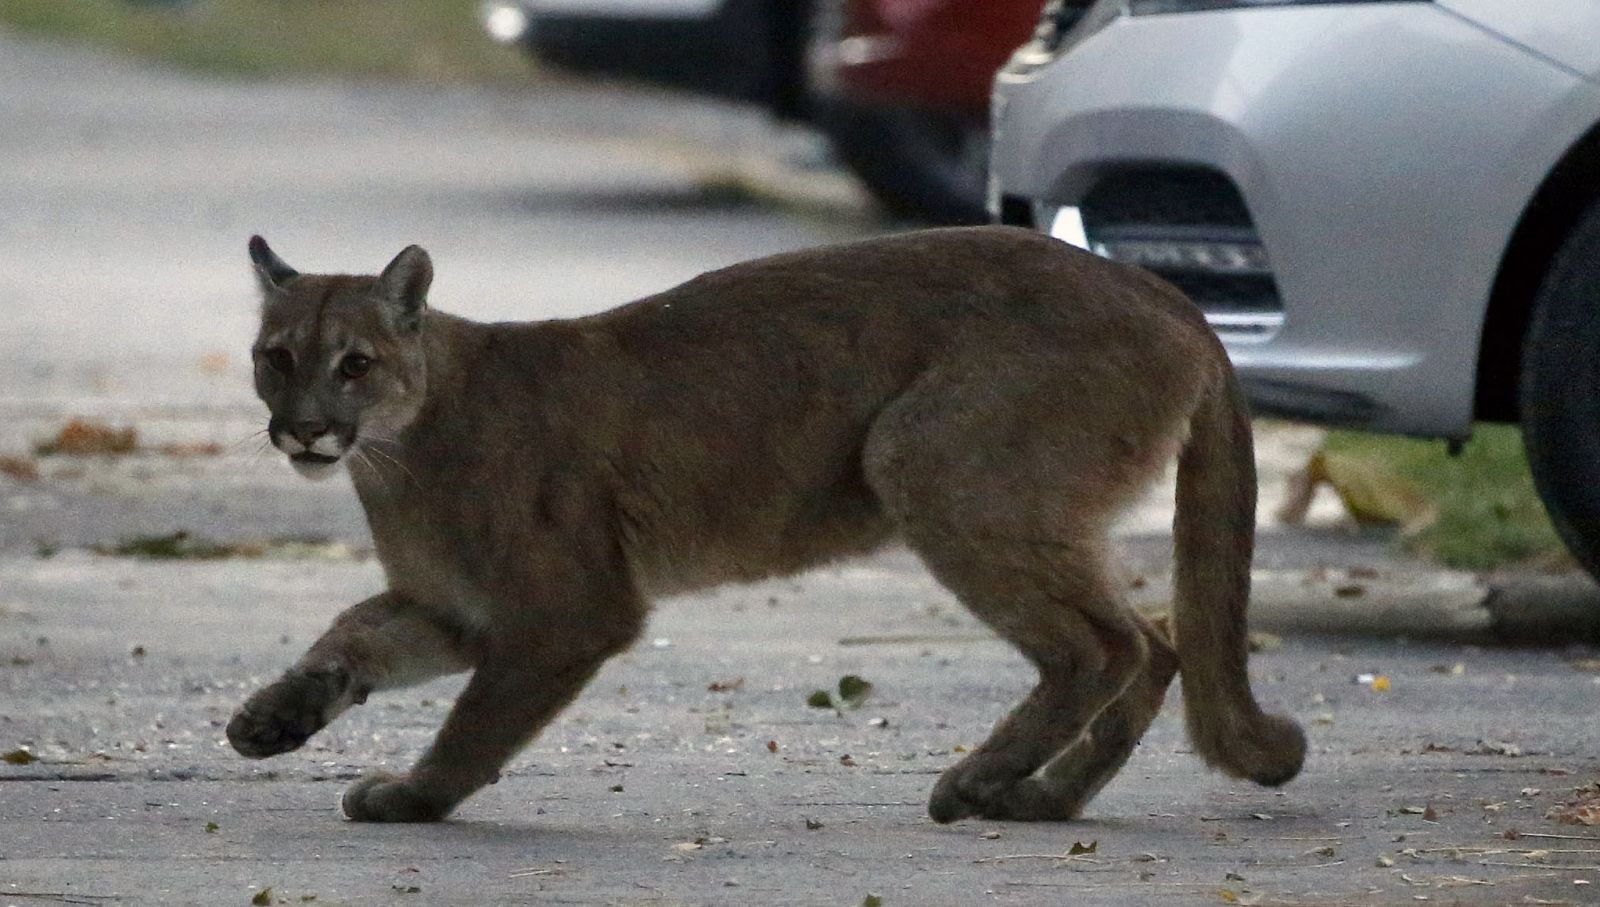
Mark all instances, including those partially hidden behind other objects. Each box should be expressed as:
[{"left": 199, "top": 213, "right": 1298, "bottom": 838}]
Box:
[{"left": 288, "top": 450, "right": 342, "bottom": 480}]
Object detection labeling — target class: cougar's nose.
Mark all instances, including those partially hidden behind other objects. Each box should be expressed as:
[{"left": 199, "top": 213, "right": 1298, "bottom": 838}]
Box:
[{"left": 289, "top": 420, "right": 329, "bottom": 446}]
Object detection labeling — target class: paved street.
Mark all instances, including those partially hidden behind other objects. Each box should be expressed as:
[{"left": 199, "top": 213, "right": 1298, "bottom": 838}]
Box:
[{"left": 3, "top": 31, "right": 1600, "bottom": 907}]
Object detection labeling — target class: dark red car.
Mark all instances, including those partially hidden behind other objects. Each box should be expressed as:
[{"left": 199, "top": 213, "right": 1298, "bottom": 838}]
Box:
[{"left": 486, "top": 0, "right": 1065, "bottom": 223}]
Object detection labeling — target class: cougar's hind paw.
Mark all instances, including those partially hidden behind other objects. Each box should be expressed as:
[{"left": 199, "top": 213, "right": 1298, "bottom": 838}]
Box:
[
  {"left": 342, "top": 772, "right": 450, "bottom": 823},
  {"left": 928, "top": 751, "right": 1033, "bottom": 823}
]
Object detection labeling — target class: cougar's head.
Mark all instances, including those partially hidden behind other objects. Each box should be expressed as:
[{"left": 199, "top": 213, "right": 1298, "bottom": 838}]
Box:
[{"left": 248, "top": 236, "right": 432, "bottom": 480}]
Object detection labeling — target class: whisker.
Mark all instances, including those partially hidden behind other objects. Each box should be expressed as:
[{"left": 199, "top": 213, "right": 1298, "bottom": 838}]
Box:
[
  {"left": 350, "top": 448, "right": 389, "bottom": 495},
  {"left": 362, "top": 444, "right": 421, "bottom": 491},
  {"left": 222, "top": 428, "right": 271, "bottom": 457},
  {"left": 356, "top": 434, "right": 422, "bottom": 492}
]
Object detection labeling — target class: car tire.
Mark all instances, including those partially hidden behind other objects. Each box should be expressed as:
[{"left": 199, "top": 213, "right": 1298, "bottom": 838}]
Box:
[
  {"left": 1520, "top": 202, "right": 1600, "bottom": 580},
  {"left": 811, "top": 102, "right": 990, "bottom": 225}
]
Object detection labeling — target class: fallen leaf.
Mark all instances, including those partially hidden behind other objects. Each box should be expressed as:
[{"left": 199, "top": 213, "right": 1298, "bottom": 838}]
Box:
[
  {"left": 205, "top": 821, "right": 219, "bottom": 833},
  {"left": 861, "top": 896, "right": 883, "bottom": 907},
  {"left": 2, "top": 748, "right": 37, "bottom": 765},
  {"left": 1546, "top": 784, "right": 1600, "bottom": 826},
  {"left": 0, "top": 456, "right": 39, "bottom": 482},
  {"left": 805, "top": 690, "right": 833, "bottom": 709},
  {"left": 1335, "top": 584, "right": 1366, "bottom": 599},
  {"left": 1371, "top": 676, "right": 1392, "bottom": 692},
  {"left": 766, "top": 740, "right": 778, "bottom": 753},
  {"left": 837, "top": 674, "right": 873, "bottom": 707},
  {"left": 1218, "top": 890, "right": 1239, "bottom": 904},
  {"left": 1422, "top": 806, "right": 1439, "bottom": 822},
  {"left": 251, "top": 888, "right": 272, "bottom": 906},
  {"left": 156, "top": 441, "right": 223, "bottom": 458},
  {"left": 1277, "top": 449, "right": 1434, "bottom": 530},
  {"left": 99, "top": 531, "right": 233, "bottom": 561},
  {"left": 35, "top": 419, "right": 137, "bottom": 456},
  {"left": 1068, "top": 840, "right": 1098, "bottom": 855}
]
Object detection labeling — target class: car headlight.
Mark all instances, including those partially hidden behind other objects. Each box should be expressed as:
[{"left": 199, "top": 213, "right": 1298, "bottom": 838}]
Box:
[
  {"left": 1008, "top": 0, "right": 1426, "bottom": 75},
  {"left": 1131, "top": 0, "right": 1428, "bottom": 14}
]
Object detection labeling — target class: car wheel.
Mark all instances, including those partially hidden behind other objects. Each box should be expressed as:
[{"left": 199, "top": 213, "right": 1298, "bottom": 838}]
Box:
[{"left": 1520, "top": 202, "right": 1600, "bottom": 579}]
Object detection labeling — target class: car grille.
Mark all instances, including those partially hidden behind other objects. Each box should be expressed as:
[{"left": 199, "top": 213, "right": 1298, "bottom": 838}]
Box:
[{"left": 1078, "top": 167, "right": 1283, "bottom": 338}]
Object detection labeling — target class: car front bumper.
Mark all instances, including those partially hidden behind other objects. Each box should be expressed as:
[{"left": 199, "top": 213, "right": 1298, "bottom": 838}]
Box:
[{"left": 990, "top": 3, "right": 1587, "bottom": 437}]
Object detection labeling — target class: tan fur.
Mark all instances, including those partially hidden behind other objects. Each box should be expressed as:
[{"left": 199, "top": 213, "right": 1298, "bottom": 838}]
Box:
[{"left": 227, "top": 226, "right": 1304, "bottom": 824}]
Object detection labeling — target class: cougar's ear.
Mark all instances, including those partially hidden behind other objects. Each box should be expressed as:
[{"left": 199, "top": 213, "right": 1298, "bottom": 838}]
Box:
[
  {"left": 375, "top": 244, "right": 432, "bottom": 330},
  {"left": 248, "top": 235, "right": 299, "bottom": 293}
]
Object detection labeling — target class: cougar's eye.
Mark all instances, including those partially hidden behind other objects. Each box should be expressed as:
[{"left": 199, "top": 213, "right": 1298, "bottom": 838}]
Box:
[
  {"left": 262, "top": 347, "right": 294, "bottom": 375},
  {"left": 339, "top": 353, "right": 373, "bottom": 380}
]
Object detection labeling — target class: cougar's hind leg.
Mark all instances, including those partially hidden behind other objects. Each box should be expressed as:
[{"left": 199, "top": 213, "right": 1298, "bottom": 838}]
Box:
[
  {"left": 986, "top": 614, "right": 1178, "bottom": 820},
  {"left": 228, "top": 591, "right": 475, "bottom": 759},
  {"left": 915, "top": 545, "right": 1147, "bottom": 823},
  {"left": 864, "top": 359, "right": 1159, "bottom": 823}
]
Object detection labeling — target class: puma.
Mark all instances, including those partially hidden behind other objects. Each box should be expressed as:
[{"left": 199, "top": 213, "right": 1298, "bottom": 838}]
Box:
[{"left": 227, "top": 226, "right": 1304, "bottom": 824}]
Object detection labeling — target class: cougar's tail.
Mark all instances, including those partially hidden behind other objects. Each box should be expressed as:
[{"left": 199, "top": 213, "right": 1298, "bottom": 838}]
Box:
[{"left": 1173, "top": 368, "right": 1305, "bottom": 787}]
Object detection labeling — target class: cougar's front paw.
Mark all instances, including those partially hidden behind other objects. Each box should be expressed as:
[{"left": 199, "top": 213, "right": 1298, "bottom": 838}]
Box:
[
  {"left": 227, "top": 667, "right": 351, "bottom": 758},
  {"left": 342, "top": 772, "right": 449, "bottom": 823}
]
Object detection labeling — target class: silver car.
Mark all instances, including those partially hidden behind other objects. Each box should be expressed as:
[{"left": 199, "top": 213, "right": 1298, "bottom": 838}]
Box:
[{"left": 989, "top": 0, "right": 1600, "bottom": 577}]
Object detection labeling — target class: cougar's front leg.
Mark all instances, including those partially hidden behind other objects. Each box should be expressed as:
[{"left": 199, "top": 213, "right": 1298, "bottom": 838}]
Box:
[
  {"left": 227, "top": 591, "right": 473, "bottom": 759},
  {"left": 341, "top": 579, "right": 646, "bottom": 823}
]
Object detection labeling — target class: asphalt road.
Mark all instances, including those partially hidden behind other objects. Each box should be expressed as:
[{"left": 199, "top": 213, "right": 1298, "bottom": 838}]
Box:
[{"left": 3, "top": 30, "right": 1600, "bottom": 907}]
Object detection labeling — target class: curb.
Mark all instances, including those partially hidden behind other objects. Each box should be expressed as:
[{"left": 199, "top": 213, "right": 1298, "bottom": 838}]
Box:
[
  {"left": 1134, "top": 569, "right": 1600, "bottom": 645},
  {"left": 1481, "top": 572, "right": 1600, "bottom": 643}
]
